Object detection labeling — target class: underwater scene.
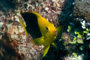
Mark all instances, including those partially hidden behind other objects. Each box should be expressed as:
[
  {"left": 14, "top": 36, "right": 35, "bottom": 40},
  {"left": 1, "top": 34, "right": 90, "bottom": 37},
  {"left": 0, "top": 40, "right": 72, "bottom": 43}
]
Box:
[{"left": 0, "top": 0, "right": 90, "bottom": 60}]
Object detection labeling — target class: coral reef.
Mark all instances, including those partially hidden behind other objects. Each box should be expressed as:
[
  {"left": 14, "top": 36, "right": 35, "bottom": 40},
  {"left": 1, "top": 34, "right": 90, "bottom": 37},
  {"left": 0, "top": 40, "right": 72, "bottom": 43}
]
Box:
[
  {"left": 0, "top": 12, "right": 43, "bottom": 60},
  {"left": 0, "top": 0, "right": 65, "bottom": 60},
  {"left": 0, "top": 0, "right": 90, "bottom": 60},
  {"left": 73, "top": 0, "right": 90, "bottom": 22}
]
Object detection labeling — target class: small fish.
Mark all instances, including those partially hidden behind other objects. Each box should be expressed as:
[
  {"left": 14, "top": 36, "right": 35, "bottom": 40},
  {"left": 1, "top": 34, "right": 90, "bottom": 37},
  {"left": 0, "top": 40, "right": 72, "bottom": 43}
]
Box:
[{"left": 18, "top": 12, "right": 63, "bottom": 57}]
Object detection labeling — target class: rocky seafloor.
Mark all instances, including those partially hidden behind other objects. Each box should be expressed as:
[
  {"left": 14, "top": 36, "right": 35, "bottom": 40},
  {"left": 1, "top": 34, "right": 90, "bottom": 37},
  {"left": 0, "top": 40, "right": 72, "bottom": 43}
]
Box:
[{"left": 0, "top": 0, "right": 90, "bottom": 60}]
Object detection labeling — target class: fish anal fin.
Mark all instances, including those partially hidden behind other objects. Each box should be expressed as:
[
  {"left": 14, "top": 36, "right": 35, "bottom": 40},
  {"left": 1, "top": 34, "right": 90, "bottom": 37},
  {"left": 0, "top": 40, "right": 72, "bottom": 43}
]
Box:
[{"left": 31, "top": 36, "right": 44, "bottom": 45}]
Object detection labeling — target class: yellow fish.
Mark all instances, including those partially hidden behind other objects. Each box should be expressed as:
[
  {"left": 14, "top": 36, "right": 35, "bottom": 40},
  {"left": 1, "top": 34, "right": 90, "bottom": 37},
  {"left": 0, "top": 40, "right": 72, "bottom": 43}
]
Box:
[{"left": 18, "top": 12, "right": 63, "bottom": 57}]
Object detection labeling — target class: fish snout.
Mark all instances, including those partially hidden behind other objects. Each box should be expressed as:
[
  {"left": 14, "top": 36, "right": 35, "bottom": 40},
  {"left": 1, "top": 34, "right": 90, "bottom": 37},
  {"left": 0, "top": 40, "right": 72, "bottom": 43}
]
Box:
[
  {"left": 55, "top": 30, "right": 57, "bottom": 34},
  {"left": 53, "top": 29, "right": 57, "bottom": 35}
]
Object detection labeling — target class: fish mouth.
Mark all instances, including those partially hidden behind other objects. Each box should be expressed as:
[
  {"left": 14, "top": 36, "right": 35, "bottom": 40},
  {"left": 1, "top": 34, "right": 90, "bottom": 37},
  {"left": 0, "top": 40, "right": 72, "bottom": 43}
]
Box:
[
  {"left": 53, "top": 30, "right": 57, "bottom": 36},
  {"left": 55, "top": 30, "right": 57, "bottom": 34}
]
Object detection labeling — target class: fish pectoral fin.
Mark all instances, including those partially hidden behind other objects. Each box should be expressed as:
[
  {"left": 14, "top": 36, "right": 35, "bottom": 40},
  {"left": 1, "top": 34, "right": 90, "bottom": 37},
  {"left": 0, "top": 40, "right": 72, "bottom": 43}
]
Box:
[
  {"left": 52, "top": 43, "right": 57, "bottom": 48},
  {"left": 42, "top": 45, "right": 50, "bottom": 57},
  {"left": 18, "top": 17, "right": 28, "bottom": 36},
  {"left": 56, "top": 26, "right": 63, "bottom": 36},
  {"left": 31, "top": 36, "right": 44, "bottom": 45}
]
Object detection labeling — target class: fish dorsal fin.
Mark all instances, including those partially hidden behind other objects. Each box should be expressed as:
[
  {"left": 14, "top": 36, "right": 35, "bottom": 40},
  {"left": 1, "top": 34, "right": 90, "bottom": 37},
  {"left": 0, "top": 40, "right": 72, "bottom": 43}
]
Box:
[{"left": 29, "top": 12, "right": 41, "bottom": 17}]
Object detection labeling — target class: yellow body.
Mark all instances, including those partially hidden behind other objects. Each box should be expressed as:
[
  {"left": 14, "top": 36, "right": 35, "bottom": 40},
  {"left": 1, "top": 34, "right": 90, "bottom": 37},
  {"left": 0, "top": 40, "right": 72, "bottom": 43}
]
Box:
[{"left": 19, "top": 12, "right": 63, "bottom": 57}]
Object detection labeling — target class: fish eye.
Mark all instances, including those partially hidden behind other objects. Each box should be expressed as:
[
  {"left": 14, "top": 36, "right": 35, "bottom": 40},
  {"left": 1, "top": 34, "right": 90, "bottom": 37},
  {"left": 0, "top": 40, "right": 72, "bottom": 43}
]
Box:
[{"left": 46, "top": 27, "right": 48, "bottom": 31}]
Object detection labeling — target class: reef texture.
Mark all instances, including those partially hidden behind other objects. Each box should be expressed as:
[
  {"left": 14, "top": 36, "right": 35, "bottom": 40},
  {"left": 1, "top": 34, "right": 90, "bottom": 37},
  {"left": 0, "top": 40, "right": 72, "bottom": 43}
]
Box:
[
  {"left": 1, "top": 0, "right": 90, "bottom": 60},
  {"left": 73, "top": 0, "right": 90, "bottom": 22},
  {"left": 14, "top": 0, "right": 65, "bottom": 27},
  {"left": 0, "top": 11, "right": 43, "bottom": 60},
  {"left": 0, "top": 0, "right": 65, "bottom": 60}
]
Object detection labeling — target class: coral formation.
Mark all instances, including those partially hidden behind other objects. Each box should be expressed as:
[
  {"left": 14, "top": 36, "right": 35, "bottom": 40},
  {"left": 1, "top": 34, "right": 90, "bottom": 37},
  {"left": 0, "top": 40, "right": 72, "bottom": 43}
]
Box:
[
  {"left": 73, "top": 0, "right": 90, "bottom": 22},
  {"left": 0, "top": 0, "right": 65, "bottom": 60},
  {"left": 0, "top": 0, "right": 90, "bottom": 60}
]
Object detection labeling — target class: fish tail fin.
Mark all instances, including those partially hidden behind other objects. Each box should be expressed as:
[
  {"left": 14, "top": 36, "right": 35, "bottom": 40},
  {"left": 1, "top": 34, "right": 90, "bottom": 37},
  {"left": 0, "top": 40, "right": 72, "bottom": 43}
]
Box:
[{"left": 18, "top": 17, "right": 28, "bottom": 36}]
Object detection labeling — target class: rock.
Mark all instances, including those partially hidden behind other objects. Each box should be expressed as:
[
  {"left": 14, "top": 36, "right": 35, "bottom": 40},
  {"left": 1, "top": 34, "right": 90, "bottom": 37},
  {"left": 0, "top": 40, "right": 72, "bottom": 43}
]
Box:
[
  {"left": 73, "top": 0, "right": 90, "bottom": 22},
  {"left": 0, "top": 0, "right": 66, "bottom": 60}
]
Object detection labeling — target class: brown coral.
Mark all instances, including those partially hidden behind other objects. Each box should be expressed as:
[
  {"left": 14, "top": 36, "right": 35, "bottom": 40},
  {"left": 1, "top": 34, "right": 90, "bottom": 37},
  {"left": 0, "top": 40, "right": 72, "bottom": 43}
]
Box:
[{"left": 73, "top": 0, "right": 90, "bottom": 22}]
